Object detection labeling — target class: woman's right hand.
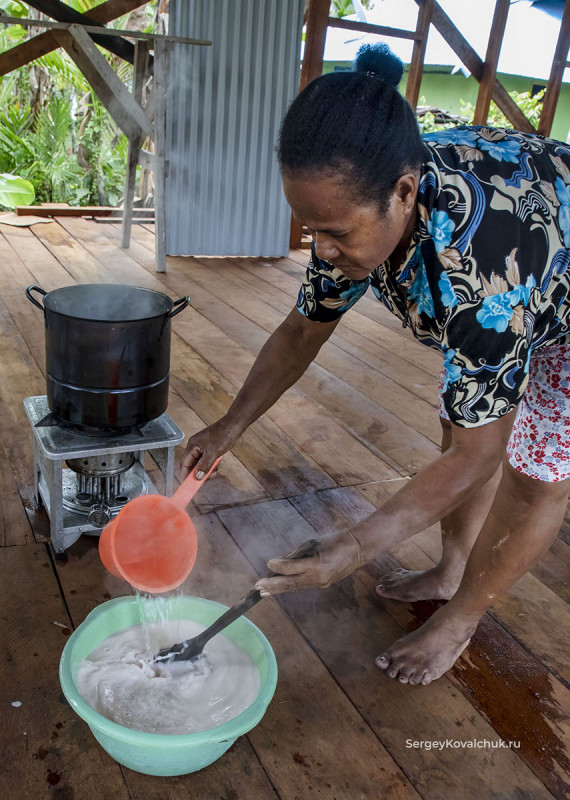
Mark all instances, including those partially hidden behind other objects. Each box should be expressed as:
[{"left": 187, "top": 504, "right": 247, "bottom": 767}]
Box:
[{"left": 180, "top": 418, "right": 238, "bottom": 481}]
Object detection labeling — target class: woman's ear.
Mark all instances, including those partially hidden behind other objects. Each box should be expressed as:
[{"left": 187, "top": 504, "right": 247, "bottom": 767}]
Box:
[{"left": 393, "top": 172, "right": 419, "bottom": 215}]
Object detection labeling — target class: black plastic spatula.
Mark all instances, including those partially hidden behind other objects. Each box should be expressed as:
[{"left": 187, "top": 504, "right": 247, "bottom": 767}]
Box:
[{"left": 153, "top": 539, "right": 320, "bottom": 664}]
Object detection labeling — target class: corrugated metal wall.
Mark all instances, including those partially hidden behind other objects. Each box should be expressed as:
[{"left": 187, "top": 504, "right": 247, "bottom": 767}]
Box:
[{"left": 167, "top": 0, "right": 304, "bottom": 257}]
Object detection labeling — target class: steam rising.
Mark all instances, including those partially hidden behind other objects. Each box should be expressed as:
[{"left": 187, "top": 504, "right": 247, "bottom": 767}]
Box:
[{"left": 46, "top": 285, "right": 172, "bottom": 322}]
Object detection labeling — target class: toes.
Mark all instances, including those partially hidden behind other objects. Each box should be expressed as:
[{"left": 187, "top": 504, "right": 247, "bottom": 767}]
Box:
[
  {"left": 377, "top": 656, "right": 416, "bottom": 682},
  {"left": 376, "top": 570, "right": 406, "bottom": 593},
  {"left": 376, "top": 652, "right": 432, "bottom": 686},
  {"left": 399, "top": 668, "right": 416, "bottom": 685},
  {"left": 386, "top": 662, "right": 405, "bottom": 679}
]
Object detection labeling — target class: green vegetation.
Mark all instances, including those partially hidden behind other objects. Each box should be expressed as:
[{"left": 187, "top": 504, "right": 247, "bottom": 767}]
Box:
[
  {"left": 461, "top": 90, "right": 545, "bottom": 129},
  {"left": 417, "top": 89, "right": 545, "bottom": 134},
  {"left": 330, "top": 1, "right": 376, "bottom": 18},
  {"left": 0, "top": 0, "right": 157, "bottom": 209},
  {"left": 0, "top": 172, "right": 34, "bottom": 207}
]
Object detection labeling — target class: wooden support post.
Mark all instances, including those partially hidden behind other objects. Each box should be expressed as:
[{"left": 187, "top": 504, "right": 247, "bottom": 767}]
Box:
[
  {"left": 299, "top": 0, "right": 330, "bottom": 90},
  {"left": 143, "top": 79, "right": 156, "bottom": 125},
  {"left": 289, "top": 218, "right": 305, "bottom": 252},
  {"left": 153, "top": 36, "right": 169, "bottom": 273},
  {"left": 53, "top": 24, "right": 154, "bottom": 142},
  {"left": 0, "top": 0, "right": 147, "bottom": 77},
  {"left": 291, "top": 0, "right": 331, "bottom": 250},
  {"left": 122, "top": 39, "right": 150, "bottom": 250},
  {"left": 424, "top": 1, "right": 535, "bottom": 133},
  {"left": 405, "top": 0, "right": 434, "bottom": 110},
  {"left": 473, "top": 0, "right": 510, "bottom": 125},
  {"left": 538, "top": 0, "right": 570, "bottom": 136},
  {"left": 137, "top": 148, "right": 154, "bottom": 170}
]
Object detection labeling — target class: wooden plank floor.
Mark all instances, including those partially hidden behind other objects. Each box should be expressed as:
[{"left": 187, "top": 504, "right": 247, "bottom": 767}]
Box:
[{"left": 0, "top": 217, "right": 568, "bottom": 800}]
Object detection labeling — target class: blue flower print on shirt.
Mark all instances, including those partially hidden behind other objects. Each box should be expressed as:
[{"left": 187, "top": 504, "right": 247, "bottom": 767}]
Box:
[
  {"left": 407, "top": 262, "right": 435, "bottom": 317},
  {"left": 555, "top": 176, "right": 570, "bottom": 246},
  {"left": 476, "top": 275, "right": 536, "bottom": 333},
  {"left": 506, "top": 275, "right": 536, "bottom": 307},
  {"left": 438, "top": 271, "right": 458, "bottom": 308},
  {"left": 337, "top": 281, "right": 369, "bottom": 311},
  {"left": 478, "top": 138, "right": 521, "bottom": 163},
  {"left": 422, "top": 128, "right": 480, "bottom": 147},
  {"left": 476, "top": 293, "right": 514, "bottom": 332},
  {"left": 442, "top": 348, "right": 462, "bottom": 391},
  {"left": 427, "top": 210, "right": 456, "bottom": 253}
]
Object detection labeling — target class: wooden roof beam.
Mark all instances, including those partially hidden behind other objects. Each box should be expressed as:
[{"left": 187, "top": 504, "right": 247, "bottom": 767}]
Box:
[
  {"left": 538, "top": 0, "right": 570, "bottom": 136},
  {"left": 299, "top": 0, "right": 330, "bottom": 90},
  {"left": 473, "top": 0, "right": 510, "bottom": 125},
  {"left": 52, "top": 23, "right": 153, "bottom": 141},
  {"left": 0, "top": 15, "right": 209, "bottom": 46},
  {"left": 327, "top": 16, "right": 419, "bottom": 42},
  {"left": 0, "top": 0, "right": 147, "bottom": 76},
  {"left": 424, "top": 0, "right": 535, "bottom": 133},
  {"left": 23, "top": 0, "right": 140, "bottom": 69},
  {"left": 405, "top": 0, "right": 434, "bottom": 110}
]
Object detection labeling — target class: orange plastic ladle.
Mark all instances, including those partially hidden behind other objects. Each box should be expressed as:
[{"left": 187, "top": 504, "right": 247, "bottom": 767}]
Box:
[{"left": 99, "top": 458, "right": 221, "bottom": 594}]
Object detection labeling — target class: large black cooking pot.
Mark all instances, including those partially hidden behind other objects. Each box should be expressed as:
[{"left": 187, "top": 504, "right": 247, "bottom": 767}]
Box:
[{"left": 26, "top": 284, "right": 190, "bottom": 430}]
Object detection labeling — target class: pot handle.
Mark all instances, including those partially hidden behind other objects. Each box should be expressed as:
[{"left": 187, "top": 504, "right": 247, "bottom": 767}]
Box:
[
  {"left": 167, "top": 296, "right": 191, "bottom": 319},
  {"left": 26, "top": 285, "right": 47, "bottom": 312}
]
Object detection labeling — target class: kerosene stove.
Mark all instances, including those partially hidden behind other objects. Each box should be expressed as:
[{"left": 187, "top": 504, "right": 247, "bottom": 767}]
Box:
[{"left": 25, "top": 396, "right": 184, "bottom": 555}]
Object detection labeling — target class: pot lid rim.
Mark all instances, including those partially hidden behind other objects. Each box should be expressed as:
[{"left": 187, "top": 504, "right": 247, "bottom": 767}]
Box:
[{"left": 42, "top": 284, "right": 173, "bottom": 322}]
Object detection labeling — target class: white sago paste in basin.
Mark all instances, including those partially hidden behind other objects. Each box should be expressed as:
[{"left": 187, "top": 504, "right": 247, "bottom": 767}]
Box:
[{"left": 76, "top": 620, "right": 260, "bottom": 734}]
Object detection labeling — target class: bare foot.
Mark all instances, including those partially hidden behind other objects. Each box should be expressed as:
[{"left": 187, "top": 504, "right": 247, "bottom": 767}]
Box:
[
  {"left": 375, "top": 609, "right": 477, "bottom": 685},
  {"left": 376, "top": 564, "right": 463, "bottom": 602}
]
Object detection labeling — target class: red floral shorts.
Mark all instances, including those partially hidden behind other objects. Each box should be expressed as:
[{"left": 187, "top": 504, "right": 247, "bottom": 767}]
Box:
[{"left": 439, "top": 343, "right": 570, "bottom": 482}]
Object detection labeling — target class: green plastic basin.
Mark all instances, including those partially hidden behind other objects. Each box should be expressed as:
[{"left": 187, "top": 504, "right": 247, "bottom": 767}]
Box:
[{"left": 59, "top": 595, "right": 278, "bottom": 776}]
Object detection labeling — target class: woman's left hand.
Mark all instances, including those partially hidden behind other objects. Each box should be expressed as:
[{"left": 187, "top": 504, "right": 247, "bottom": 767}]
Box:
[{"left": 254, "top": 531, "right": 362, "bottom": 596}]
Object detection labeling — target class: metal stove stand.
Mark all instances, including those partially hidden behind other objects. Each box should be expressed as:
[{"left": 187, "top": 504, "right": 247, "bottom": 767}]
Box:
[{"left": 24, "top": 396, "right": 185, "bottom": 554}]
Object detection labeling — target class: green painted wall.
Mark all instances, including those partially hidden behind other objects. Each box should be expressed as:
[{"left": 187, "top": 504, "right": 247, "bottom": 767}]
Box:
[{"left": 323, "top": 62, "right": 570, "bottom": 143}]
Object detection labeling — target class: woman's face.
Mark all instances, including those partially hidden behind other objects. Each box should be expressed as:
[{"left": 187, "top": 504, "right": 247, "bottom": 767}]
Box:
[{"left": 282, "top": 170, "right": 418, "bottom": 281}]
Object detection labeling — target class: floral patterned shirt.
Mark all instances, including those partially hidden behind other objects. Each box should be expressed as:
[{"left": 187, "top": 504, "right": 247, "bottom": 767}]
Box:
[{"left": 296, "top": 126, "right": 570, "bottom": 427}]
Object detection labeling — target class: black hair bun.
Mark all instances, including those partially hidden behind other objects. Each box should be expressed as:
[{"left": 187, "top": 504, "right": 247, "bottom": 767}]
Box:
[{"left": 354, "top": 43, "right": 404, "bottom": 88}]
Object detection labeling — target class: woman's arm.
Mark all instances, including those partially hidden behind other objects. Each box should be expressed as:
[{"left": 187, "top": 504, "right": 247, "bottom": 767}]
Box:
[
  {"left": 181, "top": 307, "right": 340, "bottom": 478},
  {"left": 256, "top": 409, "right": 517, "bottom": 594},
  {"left": 354, "top": 409, "right": 516, "bottom": 557}
]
